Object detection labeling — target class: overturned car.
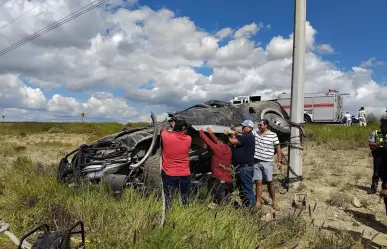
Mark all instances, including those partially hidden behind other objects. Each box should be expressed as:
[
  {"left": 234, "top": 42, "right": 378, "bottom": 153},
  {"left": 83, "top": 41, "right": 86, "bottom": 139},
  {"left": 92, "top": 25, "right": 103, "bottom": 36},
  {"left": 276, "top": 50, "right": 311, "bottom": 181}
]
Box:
[{"left": 57, "top": 100, "right": 291, "bottom": 194}]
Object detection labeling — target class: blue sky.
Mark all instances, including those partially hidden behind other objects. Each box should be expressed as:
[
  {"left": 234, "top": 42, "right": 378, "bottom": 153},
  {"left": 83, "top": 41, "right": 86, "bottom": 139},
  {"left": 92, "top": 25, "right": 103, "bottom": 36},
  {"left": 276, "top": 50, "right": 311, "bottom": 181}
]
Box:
[
  {"left": 51, "top": 0, "right": 387, "bottom": 100},
  {"left": 137, "top": 0, "right": 387, "bottom": 81},
  {"left": 2, "top": 0, "right": 387, "bottom": 122}
]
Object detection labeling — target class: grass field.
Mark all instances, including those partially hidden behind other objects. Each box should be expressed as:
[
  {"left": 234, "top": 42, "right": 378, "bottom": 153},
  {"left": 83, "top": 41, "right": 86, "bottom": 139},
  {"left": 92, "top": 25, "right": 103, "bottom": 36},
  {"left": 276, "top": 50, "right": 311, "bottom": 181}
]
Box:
[{"left": 0, "top": 121, "right": 385, "bottom": 249}]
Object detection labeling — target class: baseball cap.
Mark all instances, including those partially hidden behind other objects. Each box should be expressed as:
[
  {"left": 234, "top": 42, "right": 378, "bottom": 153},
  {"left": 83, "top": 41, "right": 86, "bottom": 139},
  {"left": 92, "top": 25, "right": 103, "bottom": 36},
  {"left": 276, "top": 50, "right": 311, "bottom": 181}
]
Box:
[
  {"left": 240, "top": 120, "right": 254, "bottom": 128},
  {"left": 167, "top": 117, "right": 177, "bottom": 122}
]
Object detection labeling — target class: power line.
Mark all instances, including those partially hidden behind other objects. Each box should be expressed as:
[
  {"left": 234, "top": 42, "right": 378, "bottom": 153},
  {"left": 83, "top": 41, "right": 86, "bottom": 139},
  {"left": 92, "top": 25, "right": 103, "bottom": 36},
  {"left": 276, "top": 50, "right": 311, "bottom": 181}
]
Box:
[
  {"left": 0, "top": 0, "right": 11, "bottom": 8},
  {"left": 0, "top": 0, "right": 110, "bottom": 57},
  {"left": 0, "top": 0, "right": 46, "bottom": 32}
]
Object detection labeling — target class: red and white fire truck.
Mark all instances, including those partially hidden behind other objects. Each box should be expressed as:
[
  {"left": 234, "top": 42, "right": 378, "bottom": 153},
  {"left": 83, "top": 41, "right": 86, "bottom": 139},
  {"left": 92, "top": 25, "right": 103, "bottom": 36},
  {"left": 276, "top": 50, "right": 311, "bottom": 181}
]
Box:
[
  {"left": 274, "top": 89, "right": 350, "bottom": 123},
  {"left": 230, "top": 89, "right": 350, "bottom": 123}
]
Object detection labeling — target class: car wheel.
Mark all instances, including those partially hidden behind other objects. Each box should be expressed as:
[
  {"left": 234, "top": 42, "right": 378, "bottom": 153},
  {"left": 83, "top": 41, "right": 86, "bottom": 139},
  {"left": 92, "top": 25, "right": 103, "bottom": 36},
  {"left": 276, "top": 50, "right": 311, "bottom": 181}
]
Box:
[
  {"left": 263, "top": 112, "right": 290, "bottom": 136},
  {"left": 304, "top": 114, "right": 312, "bottom": 123},
  {"left": 57, "top": 157, "right": 74, "bottom": 184},
  {"left": 143, "top": 152, "right": 163, "bottom": 195}
]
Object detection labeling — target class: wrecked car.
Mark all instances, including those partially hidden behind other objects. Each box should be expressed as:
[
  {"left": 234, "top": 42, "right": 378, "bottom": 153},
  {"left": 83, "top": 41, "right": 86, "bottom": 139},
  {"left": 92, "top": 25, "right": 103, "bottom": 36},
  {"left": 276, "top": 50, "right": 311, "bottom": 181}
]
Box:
[{"left": 57, "top": 99, "right": 291, "bottom": 194}]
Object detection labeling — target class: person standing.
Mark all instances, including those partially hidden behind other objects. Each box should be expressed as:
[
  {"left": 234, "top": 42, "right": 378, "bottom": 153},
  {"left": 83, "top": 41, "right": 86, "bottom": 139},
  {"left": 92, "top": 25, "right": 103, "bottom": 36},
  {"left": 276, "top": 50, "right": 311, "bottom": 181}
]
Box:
[
  {"left": 199, "top": 127, "right": 233, "bottom": 206},
  {"left": 252, "top": 119, "right": 283, "bottom": 210},
  {"left": 227, "top": 120, "right": 256, "bottom": 208},
  {"left": 344, "top": 112, "right": 352, "bottom": 126},
  {"left": 358, "top": 107, "right": 367, "bottom": 127},
  {"left": 368, "top": 118, "right": 387, "bottom": 194},
  {"left": 160, "top": 120, "right": 192, "bottom": 210},
  {"left": 380, "top": 172, "right": 387, "bottom": 215}
]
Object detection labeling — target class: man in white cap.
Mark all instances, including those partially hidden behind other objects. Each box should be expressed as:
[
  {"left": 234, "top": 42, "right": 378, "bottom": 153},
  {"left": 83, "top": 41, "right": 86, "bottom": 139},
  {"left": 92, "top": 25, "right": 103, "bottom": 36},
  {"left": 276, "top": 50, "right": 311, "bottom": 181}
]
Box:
[{"left": 227, "top": 120, "right": 256, "bottom": 208}]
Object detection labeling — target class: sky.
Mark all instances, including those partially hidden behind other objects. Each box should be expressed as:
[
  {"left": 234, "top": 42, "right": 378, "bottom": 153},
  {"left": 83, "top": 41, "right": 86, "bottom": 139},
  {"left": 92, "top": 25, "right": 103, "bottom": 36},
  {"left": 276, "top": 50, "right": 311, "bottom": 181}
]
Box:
[{"left": 0, "top": 0, "right": 386, "bottom": 123}]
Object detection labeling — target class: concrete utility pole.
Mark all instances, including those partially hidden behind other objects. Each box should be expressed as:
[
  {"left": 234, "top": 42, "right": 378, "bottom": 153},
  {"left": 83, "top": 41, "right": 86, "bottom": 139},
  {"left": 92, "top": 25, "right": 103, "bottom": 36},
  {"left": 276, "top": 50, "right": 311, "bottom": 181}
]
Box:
[{"left": 288, "top": 0, "right": 306, "bottom": 188}]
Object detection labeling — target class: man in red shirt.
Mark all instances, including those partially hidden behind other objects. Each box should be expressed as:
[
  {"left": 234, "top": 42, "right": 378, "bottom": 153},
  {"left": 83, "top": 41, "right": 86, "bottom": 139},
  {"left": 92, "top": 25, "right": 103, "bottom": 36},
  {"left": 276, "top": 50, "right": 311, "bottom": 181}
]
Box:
[
  {"left": 161, "top": 119, "right": 192, "bottom": 210},
  {"left": 199, "top": 127, "right": 233, "bottom": 206}
]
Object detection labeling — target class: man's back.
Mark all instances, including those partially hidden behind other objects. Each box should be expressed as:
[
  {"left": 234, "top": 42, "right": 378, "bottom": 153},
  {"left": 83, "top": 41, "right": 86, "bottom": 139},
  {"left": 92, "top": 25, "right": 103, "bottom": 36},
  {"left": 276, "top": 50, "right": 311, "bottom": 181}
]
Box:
[
  {"left": 211, "top": 142, "right": 232, "bottom": 182},
  {"left": 359, "top": 110, "right": 366, "bottom": 119},
  {"left": 161, "top": 131, "right": 192, "bottom": 176}
]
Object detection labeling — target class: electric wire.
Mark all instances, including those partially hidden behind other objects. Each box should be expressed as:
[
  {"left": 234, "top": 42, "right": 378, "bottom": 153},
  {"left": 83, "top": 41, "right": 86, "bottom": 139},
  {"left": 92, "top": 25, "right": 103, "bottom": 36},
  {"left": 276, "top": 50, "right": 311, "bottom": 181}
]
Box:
[
  {"left": 0, "top": 0, "right": 11, "bottom": 8},
  {"left": 0, "top": 0, "right": 110, "bottom": 57},
  {"left": 0, "top": 0, "right": 46, "bottom": 32}
]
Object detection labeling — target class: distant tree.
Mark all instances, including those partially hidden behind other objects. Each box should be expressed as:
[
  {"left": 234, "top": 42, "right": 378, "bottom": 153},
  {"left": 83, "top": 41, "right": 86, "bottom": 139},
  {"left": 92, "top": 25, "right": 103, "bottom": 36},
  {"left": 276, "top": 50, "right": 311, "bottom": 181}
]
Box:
[
  {"left": 81, "top": 112, "right": 86, "bottom": 122},
  {"left": 366, "top": 113, "right": 379, "bottom": 125},
  {"left": 1, "top": 114, "right": 5, "bottom": 122}
]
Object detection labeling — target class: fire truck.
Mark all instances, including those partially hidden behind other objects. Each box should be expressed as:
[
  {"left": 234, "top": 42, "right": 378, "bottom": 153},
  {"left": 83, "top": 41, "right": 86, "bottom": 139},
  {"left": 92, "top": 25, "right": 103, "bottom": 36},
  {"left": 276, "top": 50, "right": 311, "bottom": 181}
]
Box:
[
  {"left": 274, "top": 89, "right": 350, "bottom": 123},
  {"left": 230, "top": 90, "right": 349, "bottom": 123}
]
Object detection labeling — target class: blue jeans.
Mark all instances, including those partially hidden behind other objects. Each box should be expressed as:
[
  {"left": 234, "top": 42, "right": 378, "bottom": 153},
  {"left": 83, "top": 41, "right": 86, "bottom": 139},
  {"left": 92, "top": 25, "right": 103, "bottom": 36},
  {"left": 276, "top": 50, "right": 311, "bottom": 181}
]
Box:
[
  {"left": 235, "top": 164, "right": 256, "bottom": 207},
  {"left": 161, "top": 170, "right": 191, "bottom": 210}
]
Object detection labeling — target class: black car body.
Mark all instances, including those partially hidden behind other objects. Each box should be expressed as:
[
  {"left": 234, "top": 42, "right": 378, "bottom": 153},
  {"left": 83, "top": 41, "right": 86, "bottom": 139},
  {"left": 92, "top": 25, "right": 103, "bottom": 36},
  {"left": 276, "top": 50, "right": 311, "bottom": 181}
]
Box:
[{"left": 57, "top": 100, "right": 291, "bottom": 194}]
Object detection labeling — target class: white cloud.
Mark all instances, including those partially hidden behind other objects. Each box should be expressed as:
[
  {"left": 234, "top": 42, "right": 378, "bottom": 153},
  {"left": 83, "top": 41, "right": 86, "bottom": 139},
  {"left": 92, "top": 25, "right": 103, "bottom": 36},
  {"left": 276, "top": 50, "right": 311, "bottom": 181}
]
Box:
[
  {"left": 215, "top": 27, "right": 233, "bottom": 39},
  {"left": 0, "top": 1, "right": 386, "bottom": 121},
  {"left": 360, "top": 57, "right": 385, "bottom": 68},
  {"left": 0, "top": 74, "right": 46, "bottom": 110},
  {"left": 266, "top": 21, "right": 316, "bottom": 60},
  {"left": 316, "top": 44, "right": 334, "bottom": 54},
  {"left": 234, "top": 23, "right": 260, "bottom": 39}
]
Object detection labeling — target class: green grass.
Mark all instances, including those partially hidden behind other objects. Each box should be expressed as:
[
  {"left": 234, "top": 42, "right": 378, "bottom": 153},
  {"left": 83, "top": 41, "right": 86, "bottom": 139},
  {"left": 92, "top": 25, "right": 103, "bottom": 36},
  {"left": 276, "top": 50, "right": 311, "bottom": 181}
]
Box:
[
  {"left": 0, "top": 122, "right": 379, "bottom": 248},
  {"left": 0, "top": 122, "right": 149, "bottom": 137},
  {"left": 304, "top": 123, "right": 378, "bottom": 149},
  {"left": 0, "top": 155, "right": 364, "bottom": 249}
]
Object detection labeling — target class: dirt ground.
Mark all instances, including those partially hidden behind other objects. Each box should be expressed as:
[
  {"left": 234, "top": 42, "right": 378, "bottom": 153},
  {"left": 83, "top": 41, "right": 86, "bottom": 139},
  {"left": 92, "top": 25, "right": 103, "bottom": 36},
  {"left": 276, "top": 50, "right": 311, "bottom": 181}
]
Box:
[
  {"left": 270, "top": 142, "right": 387, "bottom": 247},
  {"left": 2, "top": 133, "right": 387, "bottom": 247}
]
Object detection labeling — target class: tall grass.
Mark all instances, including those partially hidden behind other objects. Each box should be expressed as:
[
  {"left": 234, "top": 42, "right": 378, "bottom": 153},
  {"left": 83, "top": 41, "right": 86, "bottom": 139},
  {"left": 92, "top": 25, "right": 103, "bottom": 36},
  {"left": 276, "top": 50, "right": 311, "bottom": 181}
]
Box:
[
  {"left": 304, "top": 124, "right": 378, "bottom": 149},
  {"left": 0, "top": 122, "right": 378, "bottom": 248},
  {"left": 0, "top": 155, "right": 313, "bottom": 249}
]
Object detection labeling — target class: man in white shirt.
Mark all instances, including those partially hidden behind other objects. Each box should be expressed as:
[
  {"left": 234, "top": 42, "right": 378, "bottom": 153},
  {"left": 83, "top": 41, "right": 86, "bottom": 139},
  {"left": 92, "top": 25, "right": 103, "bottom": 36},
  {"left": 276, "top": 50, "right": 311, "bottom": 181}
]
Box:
[
  {"left": 252, "top": 119, "right": 283, "bottom": 210},
  {"left": 358, "top": 107, "right": 367, "bottom": 127},
  {"left": 344, "top": 112, "right": 352, "bottom": 126}
]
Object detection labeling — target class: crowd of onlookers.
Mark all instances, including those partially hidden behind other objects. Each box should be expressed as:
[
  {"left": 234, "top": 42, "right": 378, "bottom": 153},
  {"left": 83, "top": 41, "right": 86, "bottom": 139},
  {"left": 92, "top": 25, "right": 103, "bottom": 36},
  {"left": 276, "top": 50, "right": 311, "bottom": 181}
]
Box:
[{"left": 159, "top": 117, "right": 283, "bottom": 211}]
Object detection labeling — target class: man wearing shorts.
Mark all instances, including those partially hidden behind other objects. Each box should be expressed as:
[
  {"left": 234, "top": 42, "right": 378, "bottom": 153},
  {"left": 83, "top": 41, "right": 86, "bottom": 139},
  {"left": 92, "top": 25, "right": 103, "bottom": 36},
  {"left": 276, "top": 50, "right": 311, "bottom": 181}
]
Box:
[{"left": 252, "top": 119, "right": 283, "bottom": 210}]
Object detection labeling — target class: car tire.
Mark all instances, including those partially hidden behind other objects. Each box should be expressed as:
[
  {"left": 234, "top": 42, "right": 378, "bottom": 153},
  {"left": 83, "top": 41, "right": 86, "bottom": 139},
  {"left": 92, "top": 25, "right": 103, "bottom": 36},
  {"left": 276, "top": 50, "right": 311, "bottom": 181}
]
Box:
[
  {"left": 304, "top": 114, "right": 312, "bottom": 123},
  {"left": 143, "top": 152, "right": 163, "bottom": 195},
  {"left": 263, "top": 112, "right": 290, "bottom": 137}
]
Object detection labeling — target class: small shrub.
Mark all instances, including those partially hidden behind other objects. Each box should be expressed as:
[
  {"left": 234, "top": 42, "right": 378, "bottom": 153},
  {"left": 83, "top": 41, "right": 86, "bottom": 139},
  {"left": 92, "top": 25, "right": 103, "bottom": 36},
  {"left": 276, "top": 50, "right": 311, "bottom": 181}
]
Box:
[
  {"left": 19, "top": 132, "right": 27, "bottom": 137},
  {"left": 47, "top": 127, "right": 64, "bottom": 133},
  {"left": 13, "top": 145, "right": 26, "bottom": 152},
  {"left": 11, "top": 155, "right": 33, "bottom": 171},
  {"left": 326, "top": 191, "right": 352, "bottom": 208}
]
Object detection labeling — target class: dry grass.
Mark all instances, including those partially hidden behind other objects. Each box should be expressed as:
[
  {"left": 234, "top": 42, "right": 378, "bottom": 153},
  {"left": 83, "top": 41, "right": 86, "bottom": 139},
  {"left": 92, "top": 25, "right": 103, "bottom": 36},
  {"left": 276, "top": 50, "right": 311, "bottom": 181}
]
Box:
[
  {"left": 326, "top": 191, "right": 353, "bottom": 209},
  {"left": 0, "top": 122, "right": 385, "bottom": 248}
]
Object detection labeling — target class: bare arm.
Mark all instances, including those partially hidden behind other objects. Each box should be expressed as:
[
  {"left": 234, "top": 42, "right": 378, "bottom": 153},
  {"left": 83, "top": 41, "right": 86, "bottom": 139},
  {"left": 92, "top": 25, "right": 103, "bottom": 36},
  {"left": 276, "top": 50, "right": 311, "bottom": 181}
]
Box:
[
  {"left": 368, "top": 132, "right": 381, "bottom": 149},
  {"left": 275, "top": 144, "right": 283, "bottom": 164},
  {"left": 369, "top": 141, "right": 383, "bottom": 149},
  {"left": 231, "top": 125, "right": 242, "bottom": 134},
  {"left": 229, "top": 137, "right": 240, "bottom": 145},
  {"left": 227, "top": 131, "right": 240, "bottom": 145}
]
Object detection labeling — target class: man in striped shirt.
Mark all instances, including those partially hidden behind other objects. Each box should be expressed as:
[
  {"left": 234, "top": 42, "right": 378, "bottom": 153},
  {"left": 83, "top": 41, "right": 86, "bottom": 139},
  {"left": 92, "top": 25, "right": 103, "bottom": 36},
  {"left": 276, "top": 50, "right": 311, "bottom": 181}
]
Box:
[{"left": 253, "top": 119, "right": 283, "bottom": 210}]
